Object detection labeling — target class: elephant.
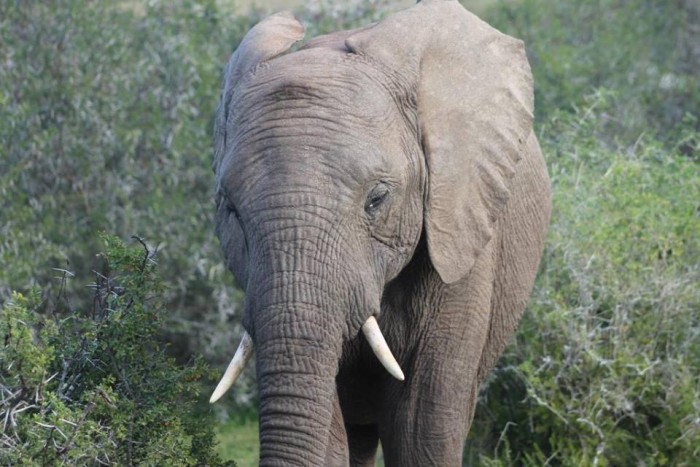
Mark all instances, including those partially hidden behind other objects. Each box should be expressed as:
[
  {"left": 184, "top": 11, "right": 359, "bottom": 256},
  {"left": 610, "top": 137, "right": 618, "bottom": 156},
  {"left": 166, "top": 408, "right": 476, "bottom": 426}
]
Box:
[{"left": 209, "top": 0, "right": 551, "bottom": 465}]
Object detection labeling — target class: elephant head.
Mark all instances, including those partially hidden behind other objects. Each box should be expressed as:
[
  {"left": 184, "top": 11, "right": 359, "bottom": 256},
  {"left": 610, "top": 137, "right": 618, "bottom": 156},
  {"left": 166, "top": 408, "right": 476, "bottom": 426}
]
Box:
[{"left": 210, "top": 1, "right": 536, "bottom": 464}]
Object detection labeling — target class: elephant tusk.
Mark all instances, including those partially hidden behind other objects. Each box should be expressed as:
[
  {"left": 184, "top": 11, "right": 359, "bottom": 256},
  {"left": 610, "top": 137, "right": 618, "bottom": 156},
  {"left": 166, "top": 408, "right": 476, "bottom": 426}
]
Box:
[
  {"left": 362, "top": 316, "right": 405, "bottom": 381},
  {"left": 209, "top": 331, "right": 254, "bottom": 403}
]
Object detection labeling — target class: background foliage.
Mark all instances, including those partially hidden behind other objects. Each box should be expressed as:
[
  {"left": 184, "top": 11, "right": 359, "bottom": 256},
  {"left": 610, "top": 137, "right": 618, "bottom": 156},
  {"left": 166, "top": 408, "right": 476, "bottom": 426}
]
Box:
[{"left": 1, "top": 0, "right": 698, "bottom": 465}]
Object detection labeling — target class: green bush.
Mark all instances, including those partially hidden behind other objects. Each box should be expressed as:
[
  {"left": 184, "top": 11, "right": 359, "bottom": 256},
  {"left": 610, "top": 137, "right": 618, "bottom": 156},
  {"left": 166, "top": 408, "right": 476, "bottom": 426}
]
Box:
[{"left": 1, "top": 235, "right": 233, "bottom": 466}]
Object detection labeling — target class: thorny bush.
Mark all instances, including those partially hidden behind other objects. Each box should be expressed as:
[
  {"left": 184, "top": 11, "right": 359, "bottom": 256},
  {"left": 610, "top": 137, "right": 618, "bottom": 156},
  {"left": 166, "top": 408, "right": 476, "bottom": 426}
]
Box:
[{"left": 0, "top": 235, "right": 233, "bottom": 466}]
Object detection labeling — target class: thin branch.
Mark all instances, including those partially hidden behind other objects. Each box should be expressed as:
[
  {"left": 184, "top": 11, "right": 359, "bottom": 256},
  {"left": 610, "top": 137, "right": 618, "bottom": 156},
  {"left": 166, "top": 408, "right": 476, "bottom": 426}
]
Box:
[{"left": 131, "top": 235, "right": 150, "bottom": 275}]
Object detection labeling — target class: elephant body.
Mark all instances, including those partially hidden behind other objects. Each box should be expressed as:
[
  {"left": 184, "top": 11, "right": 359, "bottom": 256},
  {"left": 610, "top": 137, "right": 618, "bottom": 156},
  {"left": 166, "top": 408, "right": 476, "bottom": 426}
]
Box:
[{"left": 211, "top": 1, "right": 551, "bottom": 465}]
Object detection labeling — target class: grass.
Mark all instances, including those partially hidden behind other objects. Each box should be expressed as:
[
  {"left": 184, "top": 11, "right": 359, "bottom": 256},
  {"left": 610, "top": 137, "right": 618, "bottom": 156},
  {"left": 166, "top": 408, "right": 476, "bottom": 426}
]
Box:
[
  {"left": 217, "top": 418, "right": 387, "bottom": 466},
  {"left": 217, "top": 418, "right": 260, "bottom": 466}
]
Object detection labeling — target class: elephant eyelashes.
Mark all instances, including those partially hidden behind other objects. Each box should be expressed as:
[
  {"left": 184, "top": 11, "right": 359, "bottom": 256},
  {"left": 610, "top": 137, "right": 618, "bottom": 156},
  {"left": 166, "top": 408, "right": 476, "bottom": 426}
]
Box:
[
  {"left": 224, "top": 198, "right": 241, "bottom": 222},
  {"left": 230, "top": 207, "right": 242, "bottom": 223},
  {"left": 365, "top": 184, "right": 390, "bottom": 215}
]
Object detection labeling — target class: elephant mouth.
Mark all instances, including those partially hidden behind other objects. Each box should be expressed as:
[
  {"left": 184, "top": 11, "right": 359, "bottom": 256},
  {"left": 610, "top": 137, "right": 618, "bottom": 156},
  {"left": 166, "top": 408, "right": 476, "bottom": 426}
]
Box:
[{"left": 209, "top": 315, "right": 403, "bottom": 403}]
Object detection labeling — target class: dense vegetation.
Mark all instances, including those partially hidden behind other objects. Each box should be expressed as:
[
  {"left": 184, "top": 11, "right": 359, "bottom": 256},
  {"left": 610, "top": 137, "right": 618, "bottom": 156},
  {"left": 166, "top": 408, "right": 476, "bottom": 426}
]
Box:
[
  {"left": 1, "top": 236, "right": 230, "bottom": 465},
  {"left": 1, "top": 0, "right": 698, "bottom": 465}
]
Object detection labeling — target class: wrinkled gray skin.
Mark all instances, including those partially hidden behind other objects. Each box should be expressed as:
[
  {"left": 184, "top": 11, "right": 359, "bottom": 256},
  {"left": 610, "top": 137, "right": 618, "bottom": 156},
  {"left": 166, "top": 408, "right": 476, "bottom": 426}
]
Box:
[{"left": 212, "top": 1, "right": 551, "bottom": 465}]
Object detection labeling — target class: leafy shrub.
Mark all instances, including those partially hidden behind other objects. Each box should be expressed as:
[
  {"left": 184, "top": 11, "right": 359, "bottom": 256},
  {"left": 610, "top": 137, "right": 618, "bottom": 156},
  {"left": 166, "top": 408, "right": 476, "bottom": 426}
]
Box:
[
  {"left": 0, "top": 235, "right": 233, "bottom": 466},
  {"left": 467, "top": 93, "right": 700, "bottom": 465}
]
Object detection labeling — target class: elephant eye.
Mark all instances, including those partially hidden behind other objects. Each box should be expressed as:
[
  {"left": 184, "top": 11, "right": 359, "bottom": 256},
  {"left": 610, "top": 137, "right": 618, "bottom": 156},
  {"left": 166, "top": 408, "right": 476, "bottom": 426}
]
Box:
[
  {"left": 220, "top": 191, "right": 242, "bottom": 222},
  {"left": 228, "top": 203, "right": 242, "bottom": 222},
  {"left": 365, "top": 183, "right": 390, "bottom": 214}
]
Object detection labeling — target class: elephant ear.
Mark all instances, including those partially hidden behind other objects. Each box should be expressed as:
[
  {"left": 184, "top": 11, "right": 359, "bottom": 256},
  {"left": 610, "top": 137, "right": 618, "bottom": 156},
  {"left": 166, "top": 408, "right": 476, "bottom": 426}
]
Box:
[
  {"left": 214, "top": 12, "right": 304, "bottom": 172},
  {"left": 346, "top": 0, "right": 534, "bottom": 284}
]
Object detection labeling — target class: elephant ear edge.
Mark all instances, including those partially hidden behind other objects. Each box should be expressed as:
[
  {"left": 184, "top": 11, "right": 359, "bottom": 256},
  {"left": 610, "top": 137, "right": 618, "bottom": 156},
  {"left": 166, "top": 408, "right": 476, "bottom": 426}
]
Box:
[
  {"left": 346, "top": 0, "right": 534, "bottom": 284},
  {"left": 213, "top": 12, "right": 305, "bottom": 174}
]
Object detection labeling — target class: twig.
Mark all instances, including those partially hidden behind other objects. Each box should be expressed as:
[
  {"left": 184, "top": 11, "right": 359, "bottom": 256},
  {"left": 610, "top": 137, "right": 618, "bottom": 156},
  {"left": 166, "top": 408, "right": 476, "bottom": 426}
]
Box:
[{"left": 131, "top": 235, "right": 150, "bottom": 275}]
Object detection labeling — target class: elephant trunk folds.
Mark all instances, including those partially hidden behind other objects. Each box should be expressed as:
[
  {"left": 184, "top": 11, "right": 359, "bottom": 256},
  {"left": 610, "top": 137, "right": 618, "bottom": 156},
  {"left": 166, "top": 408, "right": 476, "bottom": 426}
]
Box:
[{"left": 254, "top": 302, "right": 343, "bottom": 466}]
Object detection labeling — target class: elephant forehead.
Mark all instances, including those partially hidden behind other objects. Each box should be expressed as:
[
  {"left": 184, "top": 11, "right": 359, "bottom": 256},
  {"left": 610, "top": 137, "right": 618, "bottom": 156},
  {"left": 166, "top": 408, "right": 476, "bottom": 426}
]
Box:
[
  {"left": 222, "top": 114, "right": 391, "bottom": 207},
  {"left": 234, "top": 49, "right": 395, "bottom": 127},
  {"left": 222, "top": 51, "right": 405, "bottom": 192}
]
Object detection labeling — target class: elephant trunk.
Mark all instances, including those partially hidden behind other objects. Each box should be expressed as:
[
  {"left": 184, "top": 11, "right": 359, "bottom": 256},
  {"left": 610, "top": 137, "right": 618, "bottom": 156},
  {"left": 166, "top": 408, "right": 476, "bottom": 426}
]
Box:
[{"left": 253, "top": 301, "right": 342, "bottom": 466}]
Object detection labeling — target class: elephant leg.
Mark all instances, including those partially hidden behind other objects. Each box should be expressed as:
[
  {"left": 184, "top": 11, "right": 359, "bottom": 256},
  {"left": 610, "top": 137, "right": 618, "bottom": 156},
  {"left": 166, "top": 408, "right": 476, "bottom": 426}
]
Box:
[
  {"left": 324, "top": 393, "right": 350, "bottom": 466},
  {"left": 346, "top": 424, "right": 379, "bottom": 467},
  {"left": 377, "top": 355, "right": 480, "bottom": 466},
  {"left": 379, "top": 243, "right": 496, "bottom": 466}
]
